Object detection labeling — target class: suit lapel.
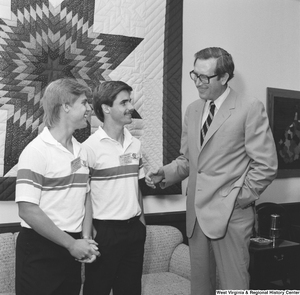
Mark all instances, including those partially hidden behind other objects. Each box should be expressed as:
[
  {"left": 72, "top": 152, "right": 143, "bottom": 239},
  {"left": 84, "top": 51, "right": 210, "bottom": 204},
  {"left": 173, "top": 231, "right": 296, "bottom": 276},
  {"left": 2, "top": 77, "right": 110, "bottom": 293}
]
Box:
[{"left": 200, "top": 90, "right": 237, "bottom": 150}]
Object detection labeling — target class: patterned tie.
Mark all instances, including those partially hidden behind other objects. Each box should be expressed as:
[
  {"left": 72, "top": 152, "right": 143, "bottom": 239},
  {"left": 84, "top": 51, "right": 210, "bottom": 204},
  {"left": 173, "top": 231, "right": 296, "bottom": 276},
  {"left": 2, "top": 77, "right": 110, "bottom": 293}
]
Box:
[{"left": 201, "top": 101, "right": 216, "bottom": 145}]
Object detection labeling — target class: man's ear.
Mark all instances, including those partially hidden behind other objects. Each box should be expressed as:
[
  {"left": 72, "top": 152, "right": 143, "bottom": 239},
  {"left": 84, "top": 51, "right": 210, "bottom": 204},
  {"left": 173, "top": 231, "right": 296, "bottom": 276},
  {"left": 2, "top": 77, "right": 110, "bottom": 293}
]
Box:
[
  {"left": 62, "top": 103, "right": 70, "bottom": 113},
  {"left": 221, "top": 73, "right": 229, "bottom": 85},
  {"left": 102, "top": 104, "right": 110, "bottom": 114}
]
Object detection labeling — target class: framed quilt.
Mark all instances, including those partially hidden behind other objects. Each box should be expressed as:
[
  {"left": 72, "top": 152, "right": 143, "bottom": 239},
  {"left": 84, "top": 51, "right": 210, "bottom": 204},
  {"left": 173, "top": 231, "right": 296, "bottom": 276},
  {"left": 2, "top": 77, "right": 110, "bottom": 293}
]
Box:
[{"left": 0, "top": 0, "right": 183, "bottom": 200}]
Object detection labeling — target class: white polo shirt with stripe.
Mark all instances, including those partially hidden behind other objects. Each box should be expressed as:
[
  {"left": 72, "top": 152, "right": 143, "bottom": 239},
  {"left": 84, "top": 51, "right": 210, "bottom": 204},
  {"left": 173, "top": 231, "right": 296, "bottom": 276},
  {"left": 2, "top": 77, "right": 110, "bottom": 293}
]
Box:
[
  {"left": 82, "top": 126, "right": 145, "bottom": 220},
  {"left": 15, "top": 127, "right": 90, "bottom": 232}
]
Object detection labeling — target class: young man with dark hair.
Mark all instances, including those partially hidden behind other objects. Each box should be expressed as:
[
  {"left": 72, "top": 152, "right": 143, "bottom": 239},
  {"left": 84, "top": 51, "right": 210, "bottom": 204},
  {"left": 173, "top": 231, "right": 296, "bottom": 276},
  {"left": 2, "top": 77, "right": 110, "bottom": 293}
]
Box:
[{"left": 82, "top": 81, "right": 146, "bottom": 295}]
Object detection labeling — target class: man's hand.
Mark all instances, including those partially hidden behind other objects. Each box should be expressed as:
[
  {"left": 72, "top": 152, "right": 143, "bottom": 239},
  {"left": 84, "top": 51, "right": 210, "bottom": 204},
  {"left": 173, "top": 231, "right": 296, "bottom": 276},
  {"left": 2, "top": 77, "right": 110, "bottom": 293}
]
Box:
[
  {"left": 145, "top": 167, "right": 165, "bottom": 189},
  {"left": 76, "top": 239, "right": 100, "bottom": 263},
  {"left": 68, "top": 239, "right": 100, "bottom": 262},
  {"left": 77, "top": 254, "right": 97, "bottom": 263}
]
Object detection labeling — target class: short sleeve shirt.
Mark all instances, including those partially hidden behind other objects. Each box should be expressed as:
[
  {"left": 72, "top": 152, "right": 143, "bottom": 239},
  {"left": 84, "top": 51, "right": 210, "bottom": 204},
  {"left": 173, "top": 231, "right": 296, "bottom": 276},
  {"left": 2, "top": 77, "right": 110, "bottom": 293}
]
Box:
[
  {"left": 82, "top": 126, "right": 145, "bottom": 220},
  {"left": 15, "top": 127, "right": 90, "bottom": 232}
]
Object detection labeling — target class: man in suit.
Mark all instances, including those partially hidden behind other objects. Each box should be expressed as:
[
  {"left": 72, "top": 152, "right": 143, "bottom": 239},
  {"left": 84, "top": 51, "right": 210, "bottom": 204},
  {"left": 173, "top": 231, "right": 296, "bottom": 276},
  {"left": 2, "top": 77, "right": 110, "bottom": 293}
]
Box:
[{"left": 145, "top": 47, "right": 278, "bottom": 293}]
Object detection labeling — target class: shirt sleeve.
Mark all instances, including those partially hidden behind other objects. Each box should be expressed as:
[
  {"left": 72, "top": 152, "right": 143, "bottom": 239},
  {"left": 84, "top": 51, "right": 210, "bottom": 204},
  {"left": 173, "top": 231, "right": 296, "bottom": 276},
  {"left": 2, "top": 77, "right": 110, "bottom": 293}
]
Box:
[{"left": 15, "top": 145, "right": 46, "bottom": 205}]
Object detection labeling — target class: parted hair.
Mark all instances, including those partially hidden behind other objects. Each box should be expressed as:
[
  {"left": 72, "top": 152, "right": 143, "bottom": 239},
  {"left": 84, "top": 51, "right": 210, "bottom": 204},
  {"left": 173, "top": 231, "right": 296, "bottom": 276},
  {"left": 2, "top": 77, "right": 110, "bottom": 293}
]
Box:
[
  {"left": 42, "top": 78, "right": 92, "bottom": 128},
  {"left": 194, "top": 47, "right": 235, "bottom": 83},
  {"left": 93, "top": 81, "right": 133, "bottom": 122}
]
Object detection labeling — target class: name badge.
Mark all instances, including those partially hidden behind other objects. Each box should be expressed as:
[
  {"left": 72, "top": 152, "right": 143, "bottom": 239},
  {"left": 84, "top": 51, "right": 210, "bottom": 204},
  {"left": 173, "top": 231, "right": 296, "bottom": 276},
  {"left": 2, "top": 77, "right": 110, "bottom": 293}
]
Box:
[
  {"left": 119, "top": 153, "right": 140, "bottom": 165},
  {"left": 71, "top": 157, "right": 82, "bottom": 173}
]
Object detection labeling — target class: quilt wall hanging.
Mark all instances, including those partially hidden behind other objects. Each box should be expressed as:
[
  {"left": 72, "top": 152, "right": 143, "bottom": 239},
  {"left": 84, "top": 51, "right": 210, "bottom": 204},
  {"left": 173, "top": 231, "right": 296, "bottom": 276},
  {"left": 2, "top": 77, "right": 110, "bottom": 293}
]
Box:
[{"left": 0, "top": 0, "right": 183, "bottom": 200}]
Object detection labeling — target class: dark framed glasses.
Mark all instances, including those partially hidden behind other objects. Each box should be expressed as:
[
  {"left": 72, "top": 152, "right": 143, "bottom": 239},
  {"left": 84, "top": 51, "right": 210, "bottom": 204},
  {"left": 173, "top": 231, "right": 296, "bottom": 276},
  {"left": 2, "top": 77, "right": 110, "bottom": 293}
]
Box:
[{"left": 189, "top": 71, "right": 218, "bottom": 84}]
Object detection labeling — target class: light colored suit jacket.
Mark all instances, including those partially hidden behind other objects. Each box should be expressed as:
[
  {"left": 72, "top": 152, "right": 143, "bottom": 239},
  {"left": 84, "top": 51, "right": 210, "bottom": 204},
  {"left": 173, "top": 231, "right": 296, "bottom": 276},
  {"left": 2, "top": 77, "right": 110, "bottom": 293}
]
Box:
[{"left": 162, "top": 88, "right": 278, "bottom": 239}]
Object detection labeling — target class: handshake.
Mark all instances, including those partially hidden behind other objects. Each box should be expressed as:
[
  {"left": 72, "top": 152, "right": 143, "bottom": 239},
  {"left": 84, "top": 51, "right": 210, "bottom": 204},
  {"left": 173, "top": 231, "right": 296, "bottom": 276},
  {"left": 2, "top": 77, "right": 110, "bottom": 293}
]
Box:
[{"left": 145, "top": 167, "right": 165, "bottom": 189}]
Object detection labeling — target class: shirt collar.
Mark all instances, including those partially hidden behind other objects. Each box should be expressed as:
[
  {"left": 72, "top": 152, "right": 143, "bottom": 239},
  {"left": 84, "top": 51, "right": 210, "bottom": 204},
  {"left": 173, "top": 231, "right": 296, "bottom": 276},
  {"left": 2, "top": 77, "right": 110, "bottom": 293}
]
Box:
[
  {"left": 211, "top": 86, "right": 231, "bottom": 110},
  {"left": 40, "top": 126, "right": 58, "bottom": 145},
  {"left": 40, "top": 126, "right": 81, "bottom": 156},
  {"left": 97, "top": 126, "right": 111, "bottom": 140},
  {"left": 97, "top": 126, "right": 133, "bottom": 143}
]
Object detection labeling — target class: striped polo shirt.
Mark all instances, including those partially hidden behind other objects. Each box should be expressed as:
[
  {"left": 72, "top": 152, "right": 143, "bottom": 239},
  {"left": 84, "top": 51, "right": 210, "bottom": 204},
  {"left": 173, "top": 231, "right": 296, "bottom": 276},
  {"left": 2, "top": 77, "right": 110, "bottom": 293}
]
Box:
[
  {"left": 15, "top": 127, "right": 90, "bottom": 232},
  {"left": 82, "top": 126, "right": 145, "bottom": 220}
]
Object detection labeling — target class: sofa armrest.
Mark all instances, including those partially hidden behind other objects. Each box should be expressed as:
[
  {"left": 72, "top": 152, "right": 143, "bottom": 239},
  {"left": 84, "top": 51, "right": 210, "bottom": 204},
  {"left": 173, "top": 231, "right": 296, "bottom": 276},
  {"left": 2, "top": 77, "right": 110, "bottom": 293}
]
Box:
[
  {"left": 143, "top": 225, "right": 183, "bottom": 274},
  {"left": 169, "top": 243, "right": 191, "bottom": 281},
  {"left": 0, "top": 233, "right": 16, "bottom": 294}
]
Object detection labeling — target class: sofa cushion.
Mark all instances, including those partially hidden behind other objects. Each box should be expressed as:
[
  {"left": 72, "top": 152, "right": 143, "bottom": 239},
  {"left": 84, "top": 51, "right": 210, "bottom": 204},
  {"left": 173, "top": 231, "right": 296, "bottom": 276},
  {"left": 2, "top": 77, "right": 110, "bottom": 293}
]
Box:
[
  {"left": 142, "top": 272, "right": 190, "bottom": 295},
  {"left": 0, "top": 233, "right": 16, "bottom": 294}
]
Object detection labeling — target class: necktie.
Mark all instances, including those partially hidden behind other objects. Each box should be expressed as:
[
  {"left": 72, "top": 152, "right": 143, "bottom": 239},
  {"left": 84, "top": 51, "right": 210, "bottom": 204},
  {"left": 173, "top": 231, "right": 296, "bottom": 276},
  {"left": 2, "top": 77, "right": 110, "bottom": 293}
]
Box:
[{"left": 201, "top": 101, "right": 216, "bottom": 145}]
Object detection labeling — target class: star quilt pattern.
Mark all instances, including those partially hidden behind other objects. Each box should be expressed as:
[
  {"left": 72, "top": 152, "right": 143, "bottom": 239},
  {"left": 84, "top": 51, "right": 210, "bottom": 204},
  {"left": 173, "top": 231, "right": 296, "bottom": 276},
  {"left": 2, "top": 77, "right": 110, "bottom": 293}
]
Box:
[{"left": 0, "top": 0, "right": 183, "bottom": 200}]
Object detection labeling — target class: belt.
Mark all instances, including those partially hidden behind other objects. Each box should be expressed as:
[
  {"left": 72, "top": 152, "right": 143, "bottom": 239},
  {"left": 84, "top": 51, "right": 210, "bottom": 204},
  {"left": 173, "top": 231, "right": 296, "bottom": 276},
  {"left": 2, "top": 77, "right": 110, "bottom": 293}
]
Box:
[{"left": 93, "top": 215, "right": 140, "bottom": 225}]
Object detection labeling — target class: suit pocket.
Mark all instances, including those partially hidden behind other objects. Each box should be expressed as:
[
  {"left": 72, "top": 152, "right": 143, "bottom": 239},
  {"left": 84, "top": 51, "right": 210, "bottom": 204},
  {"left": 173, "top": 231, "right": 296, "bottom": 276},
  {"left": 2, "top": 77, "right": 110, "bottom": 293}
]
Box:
[
  {"left": 219, "top": 181, "right": 243, "bottom": 197},
  {"left": 219, "top": 162, "right": 251, "bottom": 197}
]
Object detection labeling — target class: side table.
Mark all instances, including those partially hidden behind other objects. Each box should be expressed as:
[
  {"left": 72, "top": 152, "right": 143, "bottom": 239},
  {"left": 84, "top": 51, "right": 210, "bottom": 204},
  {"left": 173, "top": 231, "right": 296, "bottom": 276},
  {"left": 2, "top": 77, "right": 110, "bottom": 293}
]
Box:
[{"left": 249, "top": 239, "right": 300, "bottom": 289}]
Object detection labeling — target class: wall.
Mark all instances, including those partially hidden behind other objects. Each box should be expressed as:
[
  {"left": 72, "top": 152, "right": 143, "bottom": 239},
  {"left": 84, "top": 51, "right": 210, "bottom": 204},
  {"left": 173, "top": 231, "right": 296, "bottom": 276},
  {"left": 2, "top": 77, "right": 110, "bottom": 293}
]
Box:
[
  {"left": 182, "top": 0, "right": 300, "bottom": 206},
  {"left": 145, "top": 0, "right": 300, "bottom": 212},
  {"left": 1, "top": 0, "right": 300, "bottom": 223}
]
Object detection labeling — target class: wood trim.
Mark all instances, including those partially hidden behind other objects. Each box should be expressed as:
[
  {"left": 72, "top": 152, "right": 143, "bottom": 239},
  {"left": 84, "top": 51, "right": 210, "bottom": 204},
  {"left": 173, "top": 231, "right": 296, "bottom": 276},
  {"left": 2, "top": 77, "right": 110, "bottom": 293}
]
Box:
[{"left": 0, "top": 222, "right": 21, "bottom": 233}]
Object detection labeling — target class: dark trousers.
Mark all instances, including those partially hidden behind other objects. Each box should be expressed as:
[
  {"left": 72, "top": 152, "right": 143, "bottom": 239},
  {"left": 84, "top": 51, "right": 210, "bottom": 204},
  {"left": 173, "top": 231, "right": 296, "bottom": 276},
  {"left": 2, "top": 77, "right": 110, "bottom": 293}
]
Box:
[
  {"left": 83, "top": 217, "right": 146, "bottom": 295},
  {"left": 16, "top": 227, "right": 82, "bottom": 295}
]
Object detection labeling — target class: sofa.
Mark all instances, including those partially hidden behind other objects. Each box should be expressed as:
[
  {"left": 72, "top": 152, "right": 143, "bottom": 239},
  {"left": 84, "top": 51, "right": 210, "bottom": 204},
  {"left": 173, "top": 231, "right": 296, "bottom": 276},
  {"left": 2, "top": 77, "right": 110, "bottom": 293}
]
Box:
[
  {"left": 142, "top": 225, "right": 190, "bottom": 295},
  {"left": 0, "top": 225, "right": 190, "bottom": 295}
]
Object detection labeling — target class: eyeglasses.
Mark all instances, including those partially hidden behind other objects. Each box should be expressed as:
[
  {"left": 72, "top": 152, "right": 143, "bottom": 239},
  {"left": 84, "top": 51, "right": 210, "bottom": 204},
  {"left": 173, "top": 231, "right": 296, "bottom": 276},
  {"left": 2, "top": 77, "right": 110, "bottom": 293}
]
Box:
[{"left": 189, "top": 71, "right": 218, "bottom": 84}]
